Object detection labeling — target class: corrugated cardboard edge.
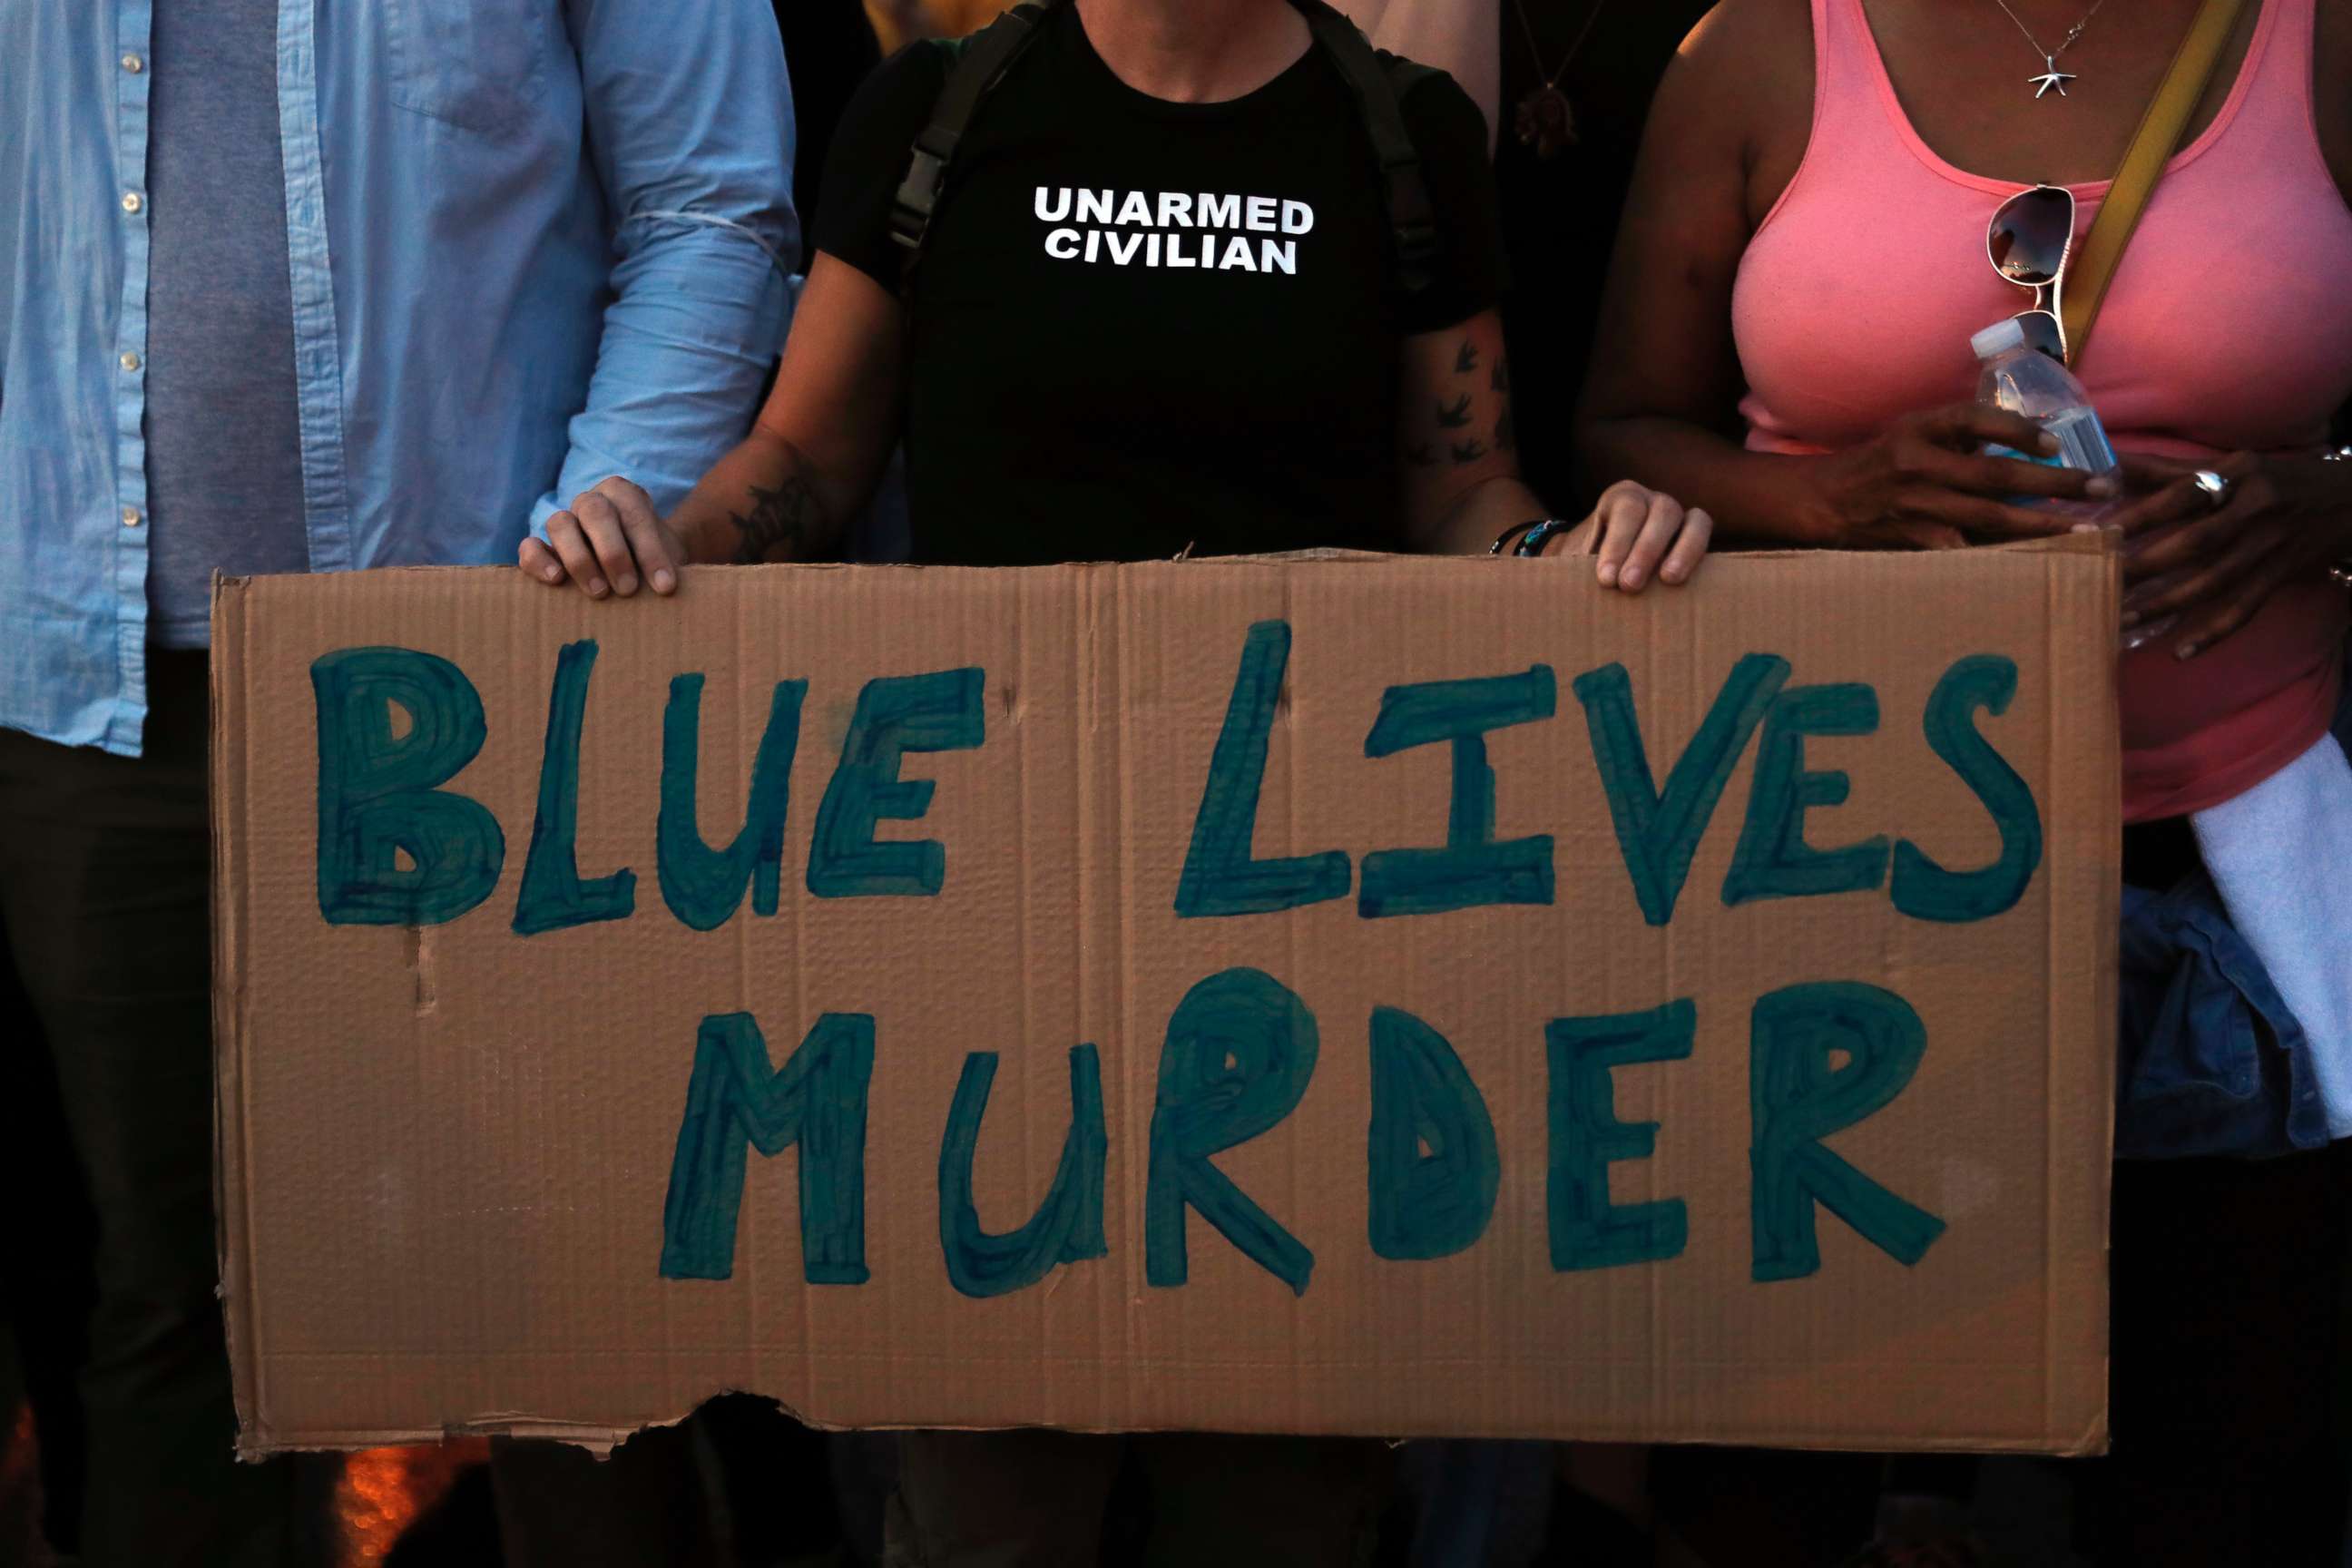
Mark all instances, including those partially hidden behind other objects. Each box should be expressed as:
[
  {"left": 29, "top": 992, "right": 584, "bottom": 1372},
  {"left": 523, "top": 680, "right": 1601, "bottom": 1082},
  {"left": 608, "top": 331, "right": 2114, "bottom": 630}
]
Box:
[
  {"left": 2083, "top": 532, "right": 2122, "bottom": 1460},
  {"left": 211, "top": 573, "right": 271, "bottom": 1460}
]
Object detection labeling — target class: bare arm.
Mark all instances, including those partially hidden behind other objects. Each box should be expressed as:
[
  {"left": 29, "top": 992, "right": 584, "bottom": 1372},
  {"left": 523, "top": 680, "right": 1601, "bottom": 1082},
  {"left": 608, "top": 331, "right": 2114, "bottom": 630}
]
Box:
[
  {"left": 1573, "top": 3, "right": 1833, "bottom": 544},
  {"left": 1401, "top": 309, "right": 1710, "bottom": 587},
  {"left": 522, "top": 252, "right": 906, "bottom": 595},
  {"left": 1398, "top": 309, "right": 1545, "bottom": 556}
]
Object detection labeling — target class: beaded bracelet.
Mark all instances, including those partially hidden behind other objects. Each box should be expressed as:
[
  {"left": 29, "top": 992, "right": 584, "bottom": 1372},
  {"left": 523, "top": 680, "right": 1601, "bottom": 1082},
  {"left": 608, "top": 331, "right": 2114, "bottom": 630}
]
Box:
[{"left": 1490, "top": 518, "right": 1573, "bottom": 558}]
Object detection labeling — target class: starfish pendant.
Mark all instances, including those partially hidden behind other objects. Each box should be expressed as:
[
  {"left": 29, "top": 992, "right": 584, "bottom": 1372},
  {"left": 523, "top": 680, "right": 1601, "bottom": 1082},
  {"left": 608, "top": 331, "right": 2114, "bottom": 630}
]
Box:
[{"left": 2030, "top": 54, "right": 2076, "bottom": 97}]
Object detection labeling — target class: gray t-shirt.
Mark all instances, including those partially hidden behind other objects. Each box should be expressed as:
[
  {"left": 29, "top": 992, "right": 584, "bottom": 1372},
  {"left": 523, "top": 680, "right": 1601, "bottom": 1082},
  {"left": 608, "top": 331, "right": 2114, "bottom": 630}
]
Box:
[{"left": 142, "top": 0, "right": 309, "bottom": 648}]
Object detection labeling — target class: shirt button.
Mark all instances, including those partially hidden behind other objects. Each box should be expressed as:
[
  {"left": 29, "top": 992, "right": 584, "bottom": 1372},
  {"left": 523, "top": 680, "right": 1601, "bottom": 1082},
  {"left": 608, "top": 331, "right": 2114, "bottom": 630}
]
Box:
[
  {"left": 122, "top": 53, "right": 143, "bottom": 74},
  {"left": 122, "top": 191, "right": 143, "bottom": 214},
  {"left": 122, "top": 506, "right": 142, "bottom": 528},
  {"left": 120, "top": 350, "right": 141, "bottom": 372}
]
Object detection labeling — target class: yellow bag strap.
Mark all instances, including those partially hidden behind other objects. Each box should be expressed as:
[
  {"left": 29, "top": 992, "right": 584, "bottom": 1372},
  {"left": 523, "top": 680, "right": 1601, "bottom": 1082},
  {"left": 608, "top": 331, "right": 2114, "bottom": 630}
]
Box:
[{"left": 2060, "top": 0, "right": 2249, "bottom": 366}]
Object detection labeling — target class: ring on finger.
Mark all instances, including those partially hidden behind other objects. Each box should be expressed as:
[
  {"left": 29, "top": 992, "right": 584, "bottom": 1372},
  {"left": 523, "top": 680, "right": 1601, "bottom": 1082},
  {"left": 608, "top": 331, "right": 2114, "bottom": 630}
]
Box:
[{"left": 2191, "top": 469, "right": 2234, "bottom": 510}]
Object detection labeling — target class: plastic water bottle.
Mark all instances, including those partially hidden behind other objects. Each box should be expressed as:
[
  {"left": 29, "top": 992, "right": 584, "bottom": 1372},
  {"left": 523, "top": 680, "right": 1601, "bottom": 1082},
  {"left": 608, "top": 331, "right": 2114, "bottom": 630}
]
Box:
[
  {"left": 1971, "top": 317, "right": 2119, "bottom": 482},
  {"left": 1971, "top": 318, "right": 2152, "bottom": 641}
]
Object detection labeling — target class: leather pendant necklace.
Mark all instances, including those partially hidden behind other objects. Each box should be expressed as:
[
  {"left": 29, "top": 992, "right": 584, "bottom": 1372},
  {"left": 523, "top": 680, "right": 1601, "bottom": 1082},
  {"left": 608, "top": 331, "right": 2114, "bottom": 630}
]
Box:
[{"left": 1511, "top": 0, "right": 1607, "bottom": 159}]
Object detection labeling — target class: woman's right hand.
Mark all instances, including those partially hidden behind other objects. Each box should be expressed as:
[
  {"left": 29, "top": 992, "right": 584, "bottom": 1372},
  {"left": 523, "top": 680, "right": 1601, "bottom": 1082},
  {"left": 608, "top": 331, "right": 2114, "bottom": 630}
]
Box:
[
  {"left": 1799, "top": 402, "right": 2117, "bottom": 549},
  {"left": 519, "top": 475, "right": 687, "bottom": 599}
]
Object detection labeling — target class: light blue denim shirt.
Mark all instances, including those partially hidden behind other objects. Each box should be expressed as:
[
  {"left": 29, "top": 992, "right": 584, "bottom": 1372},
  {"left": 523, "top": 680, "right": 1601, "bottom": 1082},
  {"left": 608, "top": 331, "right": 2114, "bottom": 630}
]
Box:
[{"left": 0, "top": 0, "right": 799, "bottom": 754}]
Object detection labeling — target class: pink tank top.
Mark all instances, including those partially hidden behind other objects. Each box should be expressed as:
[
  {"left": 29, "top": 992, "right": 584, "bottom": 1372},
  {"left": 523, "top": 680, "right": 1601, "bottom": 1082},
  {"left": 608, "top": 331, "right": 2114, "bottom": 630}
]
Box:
[{"left": 1733, "top": 0, "right": 2352, "bottom": 821}]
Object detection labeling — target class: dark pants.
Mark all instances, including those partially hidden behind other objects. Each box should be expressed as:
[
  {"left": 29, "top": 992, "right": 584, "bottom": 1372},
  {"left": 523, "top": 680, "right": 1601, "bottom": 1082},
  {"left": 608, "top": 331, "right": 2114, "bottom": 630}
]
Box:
[
  {"left": 1649, "top": 1446, "right": 1877, "bottom": 1566},
  {"left": 1, "top": 954, "right": 95, "bottom": 1554},
  {"left": 488, "top": 1425, "right": 720, "bottom": 1567},
  {"left": 0, "top": 652, "right": 302, "bottom": 1566},
  {"left": 488, "top": 1394, "right": 848, "bottom": 1565},
  {"left": 2098, "top": 1144, "right": 2352, "bottom": 1567},
  {"left": 888, "top": 1430, "right": 1391, "bottom": 1568},
  {"left": 2092, "top": 818, "right": 2352, "bottom": 1566}
]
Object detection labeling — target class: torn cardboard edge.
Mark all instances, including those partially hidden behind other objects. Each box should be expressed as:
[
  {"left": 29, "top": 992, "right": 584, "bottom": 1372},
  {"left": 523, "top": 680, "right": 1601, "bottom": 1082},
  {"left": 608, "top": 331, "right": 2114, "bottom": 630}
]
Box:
[{"left": 231, "top": 1405, "right": 2111, "bottom": 1465}]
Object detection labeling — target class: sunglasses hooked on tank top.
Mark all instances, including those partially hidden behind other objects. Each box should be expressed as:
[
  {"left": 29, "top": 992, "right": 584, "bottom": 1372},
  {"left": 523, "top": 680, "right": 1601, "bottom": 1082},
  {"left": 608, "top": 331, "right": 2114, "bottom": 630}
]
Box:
[{"left": 1986, "top": 182, "right": 2074, "bottom": 362}]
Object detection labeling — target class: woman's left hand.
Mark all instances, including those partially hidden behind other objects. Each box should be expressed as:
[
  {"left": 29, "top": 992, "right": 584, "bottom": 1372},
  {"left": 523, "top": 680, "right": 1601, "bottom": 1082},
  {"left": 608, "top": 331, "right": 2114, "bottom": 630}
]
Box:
[
  {"left": 2102, "top": 451, "right": 2352, "bottom": 658},
  {"left": 1587, "top": 479, "right": 1714, "bottom": 593}
]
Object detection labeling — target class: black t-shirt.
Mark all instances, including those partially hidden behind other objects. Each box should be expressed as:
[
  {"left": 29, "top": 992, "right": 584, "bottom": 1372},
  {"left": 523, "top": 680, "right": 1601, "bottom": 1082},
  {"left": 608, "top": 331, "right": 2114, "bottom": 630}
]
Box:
[{"left": 816, "top": 5, "right": 1506, "bottom": 565}]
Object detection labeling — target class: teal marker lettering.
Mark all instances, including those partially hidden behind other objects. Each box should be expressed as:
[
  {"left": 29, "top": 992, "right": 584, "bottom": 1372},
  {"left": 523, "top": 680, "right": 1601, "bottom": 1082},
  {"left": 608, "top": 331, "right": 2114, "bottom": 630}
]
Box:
[
  {"left": 1146, "top": 967, "right": 1318, "bottom": 1293},
  {"left": 1367, "top": 1005, "right": 1499, "bottom": 1259},
  {"left": 938, "top": 1046, "right": 1108, "bottom": 1298},
  {"left": 658, "top": 673, "right": 806, "bottom": 931},
  {"left": 808, "top": 669, "right": 985, "bottom": 897},
  {"left": 659, "top": 1011, "right": 875, "bottom": 1284},
  {"left": 513, "top": 639, "right": 635, "bottom": 936},
  {"left": 1573, "top": 654, "right": 1789, "bottom": 926},
  {"left": 312, "top": 646, "right": 505, "bottom": 926},
  {"left": 1546, "top": 1001, "right": 1695, "bottom": 1271},
  {"left": 1749, "top": 981, "right": 1945, "bottom": 1281},
  {"left": 1722, "top": 683, "right": 1891, "bottom": 906},
  {"left": 1175, "top": 622, "right": 1350, "bottom": 917},
  {"left": 1359, "top": 668, "right": 1556, "bottom": 918},
  {"left": 1891, "top": 656, "right": 2043, "bottom": 923}
]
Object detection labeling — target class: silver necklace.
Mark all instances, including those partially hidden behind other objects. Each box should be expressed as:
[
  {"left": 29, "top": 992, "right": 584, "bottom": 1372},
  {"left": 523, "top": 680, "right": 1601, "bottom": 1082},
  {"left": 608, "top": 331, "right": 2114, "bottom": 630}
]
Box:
[{"left": 1986, "top": 0, "right": 2109, "bottom": 98}]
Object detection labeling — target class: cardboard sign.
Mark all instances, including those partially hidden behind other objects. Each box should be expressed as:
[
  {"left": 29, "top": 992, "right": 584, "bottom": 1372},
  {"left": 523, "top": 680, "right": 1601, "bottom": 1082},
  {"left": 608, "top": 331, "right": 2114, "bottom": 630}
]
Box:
[{"left": 211, "top": 544, "right": 2117, "bottom": 1457}]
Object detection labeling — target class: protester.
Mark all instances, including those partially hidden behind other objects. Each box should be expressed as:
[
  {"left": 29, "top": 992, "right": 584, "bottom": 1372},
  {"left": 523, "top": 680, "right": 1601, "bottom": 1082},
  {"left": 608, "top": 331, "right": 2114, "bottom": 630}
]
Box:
[
  {"left": 525, "top": 0, "right": 1711, "bottom": 1558},
  {"left": 527, "top": 0, "right": 1709, "bottom": 593},
  {"left": 1575, "top": 0, "right": 2352, "bottom": 1563},
  {"left": 0, "top": 5, "right": 796, "bottom": 1564}
]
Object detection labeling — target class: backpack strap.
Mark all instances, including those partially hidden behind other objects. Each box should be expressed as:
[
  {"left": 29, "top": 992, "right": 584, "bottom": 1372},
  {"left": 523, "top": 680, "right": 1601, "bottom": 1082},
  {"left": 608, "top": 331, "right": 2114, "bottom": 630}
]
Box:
[
  {"left": 888, "top": 0, "right": 1061, "bottom": 263},
  {"left": 1296, "top": 0, "right": 1442, "bottom": 302},
  {"left": 893, "top": 0, "right": 1442, "bottom": 302}
]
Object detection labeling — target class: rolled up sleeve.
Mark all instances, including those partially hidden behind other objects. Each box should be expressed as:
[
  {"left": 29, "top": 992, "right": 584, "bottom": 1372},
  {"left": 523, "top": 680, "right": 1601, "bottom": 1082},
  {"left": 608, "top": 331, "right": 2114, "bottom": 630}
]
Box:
[{"left": 534, "top": 0, "right": 799, "bottom": 534}]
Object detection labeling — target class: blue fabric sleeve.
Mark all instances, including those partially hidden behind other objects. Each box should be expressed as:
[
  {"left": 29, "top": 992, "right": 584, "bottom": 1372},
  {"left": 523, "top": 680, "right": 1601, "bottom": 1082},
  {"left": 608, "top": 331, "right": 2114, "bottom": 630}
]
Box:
[{"left": 532, "top": 0, "right": 801, "bottom": 534}]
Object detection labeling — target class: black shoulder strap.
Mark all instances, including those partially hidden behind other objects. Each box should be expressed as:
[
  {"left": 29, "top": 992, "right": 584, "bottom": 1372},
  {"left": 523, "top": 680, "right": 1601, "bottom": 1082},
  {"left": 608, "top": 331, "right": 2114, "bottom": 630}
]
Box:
[
  {"left": 1295, "top": 0, "right": 1441, "bottom": 302},
  {"left": 888, "top": 0, "right": 1061, "bottom": 262},
  {"left": 892, "top": 0, "right": 1440, "bottom": 300}
]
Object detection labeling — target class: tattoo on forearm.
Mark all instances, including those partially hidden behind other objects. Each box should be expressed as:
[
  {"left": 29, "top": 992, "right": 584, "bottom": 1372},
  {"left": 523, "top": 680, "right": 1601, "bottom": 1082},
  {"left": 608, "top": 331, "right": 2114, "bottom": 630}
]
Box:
[
  {"left": 729, "top": 477, "right": 817, "bottom": 564},
  {"left": 1405, "top": 441, "right": 1438, "bottom": 467},
  {"left": 1436, "top": 394, "right": 1473, "bottom": 428},
  {"left": 1454, "top": 339, "right": 1479, "bottom": 375},
  {"left": 1450, "top": 438, "right": 1487, "bottom": 465},
  {"left": 1495, "top": 407, "right": 1515, "bottom": 453}
]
